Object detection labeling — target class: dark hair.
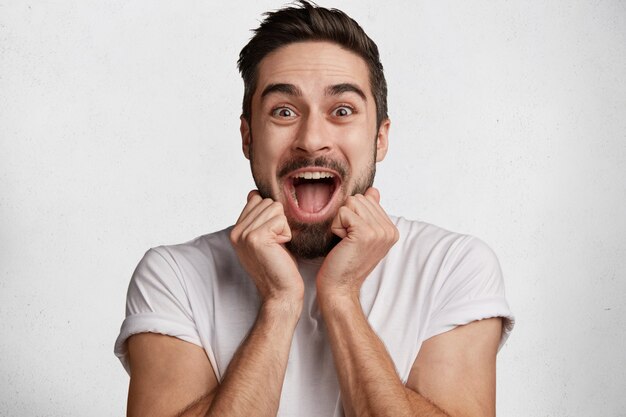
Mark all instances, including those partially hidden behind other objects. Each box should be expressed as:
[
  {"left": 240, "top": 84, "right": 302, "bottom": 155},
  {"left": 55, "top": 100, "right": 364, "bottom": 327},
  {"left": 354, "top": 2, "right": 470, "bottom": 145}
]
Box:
[{"left": 237, "top": 1, "right": 388, "bottom": 127}]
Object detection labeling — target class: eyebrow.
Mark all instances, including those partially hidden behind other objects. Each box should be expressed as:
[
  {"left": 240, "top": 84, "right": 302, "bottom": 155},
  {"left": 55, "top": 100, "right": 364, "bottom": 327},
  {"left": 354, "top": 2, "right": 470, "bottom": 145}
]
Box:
[
  {"left": 260, "top": 83, "right": 302, "bottom": 99},
  {"left": 325, "top": 83, "right": 367, "bottom": 101},
  {"left": 259, "top": 82, "right": 367, "bottom": 102}
]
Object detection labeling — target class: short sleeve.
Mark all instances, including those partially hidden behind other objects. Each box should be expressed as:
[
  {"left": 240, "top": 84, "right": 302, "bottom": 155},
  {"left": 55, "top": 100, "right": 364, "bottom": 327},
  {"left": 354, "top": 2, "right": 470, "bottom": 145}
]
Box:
[
  {"left": 114, "top": 247, "right": 202, "bottom": 374},
  {"left": 423, "top": 236, "right": 515, "bottom": 349}
]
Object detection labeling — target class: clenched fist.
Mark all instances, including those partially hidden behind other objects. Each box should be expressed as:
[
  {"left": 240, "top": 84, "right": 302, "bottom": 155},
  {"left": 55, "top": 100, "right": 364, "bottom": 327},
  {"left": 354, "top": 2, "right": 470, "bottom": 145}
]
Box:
[
  {"left": 316, "top": 187, "right": 399, "bottom": 302},
  {"left": 230, "top": 191, "right": 305, "bottom": 306}
]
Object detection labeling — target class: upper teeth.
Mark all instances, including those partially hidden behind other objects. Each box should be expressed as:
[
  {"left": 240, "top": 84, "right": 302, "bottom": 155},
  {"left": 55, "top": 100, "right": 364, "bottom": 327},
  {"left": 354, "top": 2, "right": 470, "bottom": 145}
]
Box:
[{"left": 293, "top": 171, "right": 334, "bottom": 180}]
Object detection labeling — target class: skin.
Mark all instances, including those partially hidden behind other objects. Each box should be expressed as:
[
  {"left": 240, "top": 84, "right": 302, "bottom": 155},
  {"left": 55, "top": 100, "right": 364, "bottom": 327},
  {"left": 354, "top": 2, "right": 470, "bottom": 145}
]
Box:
[
  {"left": 241, "top": 40, "right": 390, "bottom": 259},
  {"left": 126, "top": 41, "right": 502, "bottom": 417}
]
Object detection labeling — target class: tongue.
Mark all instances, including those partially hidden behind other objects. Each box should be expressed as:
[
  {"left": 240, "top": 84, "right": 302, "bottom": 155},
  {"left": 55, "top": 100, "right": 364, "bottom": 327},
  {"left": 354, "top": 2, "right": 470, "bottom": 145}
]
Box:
[{"left": 295, "top": 182, "right": 332, "bottom": 213}]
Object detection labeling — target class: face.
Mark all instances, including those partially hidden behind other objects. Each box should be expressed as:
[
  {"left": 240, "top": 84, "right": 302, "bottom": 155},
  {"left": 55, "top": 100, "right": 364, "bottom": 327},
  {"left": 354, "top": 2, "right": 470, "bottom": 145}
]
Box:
[{"left": 240, "top": 41, "right": 390, "bottom": 258}]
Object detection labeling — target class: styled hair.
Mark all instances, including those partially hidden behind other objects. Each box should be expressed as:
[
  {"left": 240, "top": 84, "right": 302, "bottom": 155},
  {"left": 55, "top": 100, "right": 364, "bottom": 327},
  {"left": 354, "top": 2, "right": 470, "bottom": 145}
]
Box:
[{"left": 237, "top": 1, "right": 388, "bottom": 127}]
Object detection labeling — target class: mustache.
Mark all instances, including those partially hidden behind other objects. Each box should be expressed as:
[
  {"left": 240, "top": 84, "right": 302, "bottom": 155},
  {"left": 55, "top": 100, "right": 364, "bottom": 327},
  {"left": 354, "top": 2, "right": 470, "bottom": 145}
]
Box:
[{"left": 277, "top": 156, "right": 348, "bottom": 179}]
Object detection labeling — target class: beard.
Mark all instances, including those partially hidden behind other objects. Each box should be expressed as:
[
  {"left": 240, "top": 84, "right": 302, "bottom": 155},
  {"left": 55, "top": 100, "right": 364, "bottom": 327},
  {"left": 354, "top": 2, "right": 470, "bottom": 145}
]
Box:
[{"left": 249, "top": 138, "right": 377, "bottom": 259}]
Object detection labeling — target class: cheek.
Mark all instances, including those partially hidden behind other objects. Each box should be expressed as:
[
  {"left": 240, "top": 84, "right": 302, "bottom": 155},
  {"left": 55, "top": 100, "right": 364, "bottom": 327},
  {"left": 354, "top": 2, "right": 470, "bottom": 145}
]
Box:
[
  {"left": 250, "top": 126, "right": 292, "bottom": 174},
  {"left": 338, "top": 128, "right": 377, "bottom": 161},
  {"left": 260, "top": 121, "right": 298, "bottom": 151}
]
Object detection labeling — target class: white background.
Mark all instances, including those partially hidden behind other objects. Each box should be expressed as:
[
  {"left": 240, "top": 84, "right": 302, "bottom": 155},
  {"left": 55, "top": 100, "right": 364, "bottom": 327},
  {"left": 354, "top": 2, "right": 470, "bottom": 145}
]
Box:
[{"left": 1, "top": 1, "right": 625, "bottom": 416}]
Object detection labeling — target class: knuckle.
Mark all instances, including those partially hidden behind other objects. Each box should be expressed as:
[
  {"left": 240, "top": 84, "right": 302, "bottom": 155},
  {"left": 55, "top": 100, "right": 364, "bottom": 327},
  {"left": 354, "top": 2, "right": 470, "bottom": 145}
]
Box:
[
  {"left": 363, "top": 228, "right": 376, "bottom": 241},
  {"left": 270, "top": 201, "right": 284, "bottom": 212},
  {"left": 246, "top": 230, "right": 261, "bottom": 245},
  {"left": 338, "top": 206, "right": 351, "bottom": 216},
  {"left": 230, "top": 226, "right": 242, "bottom": 242},
  {"left": 385, "top": 228, "right": 399, "bottom": 246}
]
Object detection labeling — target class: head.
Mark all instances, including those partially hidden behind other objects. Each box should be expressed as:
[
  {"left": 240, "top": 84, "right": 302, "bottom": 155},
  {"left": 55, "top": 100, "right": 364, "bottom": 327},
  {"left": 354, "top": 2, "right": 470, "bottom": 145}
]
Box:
[
  {"left": 238, "top": 0, "right": 388, "bottom": 128},
  {"left": 237, "top": 2, "right": 390, "bottom": 259}
]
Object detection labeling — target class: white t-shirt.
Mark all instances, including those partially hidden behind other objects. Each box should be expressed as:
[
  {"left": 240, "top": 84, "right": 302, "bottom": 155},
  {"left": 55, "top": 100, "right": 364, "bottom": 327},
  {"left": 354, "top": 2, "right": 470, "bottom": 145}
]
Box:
[{"left": 114, "top": 216, "right": 514, "bottom": 417}]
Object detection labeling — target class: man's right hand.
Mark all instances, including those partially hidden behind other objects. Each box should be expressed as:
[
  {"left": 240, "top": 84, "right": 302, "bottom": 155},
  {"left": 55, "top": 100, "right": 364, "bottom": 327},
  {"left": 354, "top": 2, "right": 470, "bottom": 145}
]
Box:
[
  {"left": 128, "top": 191, "right": 303, "bottom": 417},
  {"left": 230, "top": 190, "right": 304, "bottom": 305}
]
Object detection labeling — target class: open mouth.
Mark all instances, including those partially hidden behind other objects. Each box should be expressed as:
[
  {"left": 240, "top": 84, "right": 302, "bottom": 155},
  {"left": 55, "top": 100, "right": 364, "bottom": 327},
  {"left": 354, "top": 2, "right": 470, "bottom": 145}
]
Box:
[{"left": 283, "top": 169, "right": 341, "bottom": 220}]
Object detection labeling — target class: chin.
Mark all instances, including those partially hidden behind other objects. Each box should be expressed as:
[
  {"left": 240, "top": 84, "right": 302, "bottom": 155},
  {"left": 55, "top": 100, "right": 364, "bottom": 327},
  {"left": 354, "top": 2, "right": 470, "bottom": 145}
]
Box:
[
  {"left": 285, "top": 220, "right": 341, "bottom": 259},
  {"left": 251, "top": 154, "right": 375, "bottom": 259}
]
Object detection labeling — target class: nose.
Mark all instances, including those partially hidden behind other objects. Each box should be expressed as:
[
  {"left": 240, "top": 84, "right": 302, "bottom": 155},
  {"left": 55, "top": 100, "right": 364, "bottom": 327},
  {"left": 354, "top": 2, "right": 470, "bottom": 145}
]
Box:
[{"left": 293, "top": 112, "right": 332, "bottom": 155}]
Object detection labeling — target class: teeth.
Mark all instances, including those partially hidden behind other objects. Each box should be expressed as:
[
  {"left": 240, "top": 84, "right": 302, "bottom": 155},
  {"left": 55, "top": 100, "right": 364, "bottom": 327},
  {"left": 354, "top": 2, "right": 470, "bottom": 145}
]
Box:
[{"left": 293, "top": 171, "right": 334, "bottom": 180}]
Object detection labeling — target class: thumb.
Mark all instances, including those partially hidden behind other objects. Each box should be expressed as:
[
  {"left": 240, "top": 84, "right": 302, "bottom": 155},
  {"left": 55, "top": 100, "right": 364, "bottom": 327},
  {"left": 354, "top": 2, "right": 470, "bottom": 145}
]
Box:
[
  {"left": 247, "top": 189, "right": 261, "bottom": 202},
  {"left": 331, "top": 208, "right": 349, "bottom": 239},
  {"left": 268, "top": 214, "right": 292, "bottom": 243},
  {"left": 365, "top": 187, "right": 380, "bottom": 204}
]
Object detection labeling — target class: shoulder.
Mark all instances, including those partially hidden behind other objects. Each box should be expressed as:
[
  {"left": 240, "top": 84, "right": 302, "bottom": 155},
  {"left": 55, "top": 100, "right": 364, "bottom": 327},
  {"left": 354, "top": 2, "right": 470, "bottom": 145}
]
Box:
[
  {"left": 388, "top": 215, "right": 479, "bottom": 259},
  {"left": 129, "top": 226, "right": 238, "bottom": 296},
  {"left": 138, "top": 227, "right": 236, "bottom": 278},
  {"left": 387, "top": 217, "right": 514, "bottom": 346},
  {"left": 386, "top": 215, "right": 504, "bottom": 296},
  {"left": 150, "top": 226, "right": 234, "bottom": 266}
]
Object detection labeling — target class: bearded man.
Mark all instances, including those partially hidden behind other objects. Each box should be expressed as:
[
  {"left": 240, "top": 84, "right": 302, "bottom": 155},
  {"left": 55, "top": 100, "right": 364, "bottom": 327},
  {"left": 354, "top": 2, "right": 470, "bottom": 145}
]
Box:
[{"left": 114, "top": 2, "right": 514, "bottom": 416}]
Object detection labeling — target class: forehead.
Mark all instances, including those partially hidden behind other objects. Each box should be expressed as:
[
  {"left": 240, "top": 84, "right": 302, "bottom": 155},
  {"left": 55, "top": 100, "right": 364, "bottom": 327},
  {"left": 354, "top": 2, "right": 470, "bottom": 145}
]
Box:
[{"left": 255, "top": 41, "right": 371, "bottom": 98}]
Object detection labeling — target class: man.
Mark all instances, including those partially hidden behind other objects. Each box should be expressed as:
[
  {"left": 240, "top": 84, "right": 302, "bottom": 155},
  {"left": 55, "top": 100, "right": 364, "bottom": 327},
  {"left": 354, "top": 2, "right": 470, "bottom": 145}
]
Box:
[{"left": 114, "top": 2, "right": 514, "bottom": 416}]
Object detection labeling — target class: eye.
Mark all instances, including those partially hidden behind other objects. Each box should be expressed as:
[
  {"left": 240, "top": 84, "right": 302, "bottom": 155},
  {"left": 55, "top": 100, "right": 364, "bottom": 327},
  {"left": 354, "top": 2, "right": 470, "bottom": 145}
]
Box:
[
  {"left": 272, "top": 106, "right": 297, "bottom": 118},
  {"left": 332, "top": 105, "right": 354, "bottom": 117}
]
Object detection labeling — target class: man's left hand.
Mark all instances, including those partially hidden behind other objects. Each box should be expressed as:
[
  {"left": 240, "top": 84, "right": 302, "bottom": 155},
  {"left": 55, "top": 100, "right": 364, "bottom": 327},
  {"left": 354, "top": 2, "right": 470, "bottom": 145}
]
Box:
[{"left": 316, "top": 187, "right": 399, "bottom": 302}]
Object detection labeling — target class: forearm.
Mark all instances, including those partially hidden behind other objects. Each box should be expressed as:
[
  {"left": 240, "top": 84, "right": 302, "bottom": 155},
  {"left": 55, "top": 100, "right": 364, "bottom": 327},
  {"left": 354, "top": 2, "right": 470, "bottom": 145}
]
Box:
[
  {"left": 181, "top": 298, "right": 301, "bottom": 417},
  {"left": 319, "top": 293, "right": 448, "bottom": 417}
]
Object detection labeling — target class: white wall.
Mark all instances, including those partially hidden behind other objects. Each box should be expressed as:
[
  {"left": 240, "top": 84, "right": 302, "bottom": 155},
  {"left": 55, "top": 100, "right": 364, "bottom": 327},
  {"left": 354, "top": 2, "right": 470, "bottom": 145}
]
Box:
[{"left": 1, "top": 1, "right": 624, "bottom": 416}]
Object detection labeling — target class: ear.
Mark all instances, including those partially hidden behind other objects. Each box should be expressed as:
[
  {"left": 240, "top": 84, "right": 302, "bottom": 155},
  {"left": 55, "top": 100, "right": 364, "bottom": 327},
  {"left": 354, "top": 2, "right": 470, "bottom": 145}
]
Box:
[
  {"left": 375, "top": 118, "right": 391, "bottom": 162},
  {"left": 240, "top": 116, "right": 251, "bottom": 160}
]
